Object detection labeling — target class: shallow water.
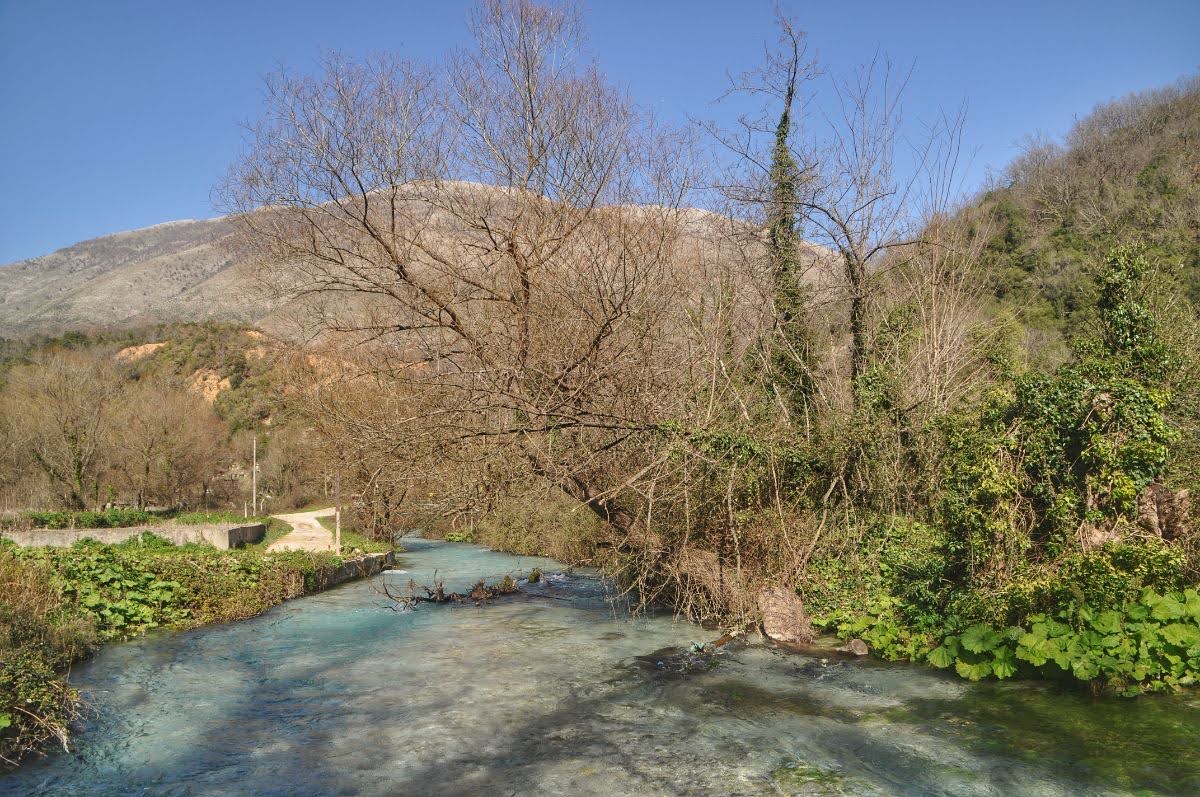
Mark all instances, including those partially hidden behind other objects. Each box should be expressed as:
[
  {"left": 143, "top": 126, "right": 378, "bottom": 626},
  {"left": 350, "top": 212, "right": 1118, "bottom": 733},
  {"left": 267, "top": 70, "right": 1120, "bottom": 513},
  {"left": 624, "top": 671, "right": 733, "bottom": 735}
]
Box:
[{"left": 3, "top": 539, "right": 1199, "bottom": 796}]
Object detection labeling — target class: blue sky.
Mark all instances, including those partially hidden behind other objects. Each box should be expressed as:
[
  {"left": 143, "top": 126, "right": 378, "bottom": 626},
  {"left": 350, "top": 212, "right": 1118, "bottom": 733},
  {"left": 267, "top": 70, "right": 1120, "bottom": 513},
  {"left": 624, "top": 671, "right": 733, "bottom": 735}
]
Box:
[{"left": 0, "top": 0, "right": 1196, "bottom": 263}]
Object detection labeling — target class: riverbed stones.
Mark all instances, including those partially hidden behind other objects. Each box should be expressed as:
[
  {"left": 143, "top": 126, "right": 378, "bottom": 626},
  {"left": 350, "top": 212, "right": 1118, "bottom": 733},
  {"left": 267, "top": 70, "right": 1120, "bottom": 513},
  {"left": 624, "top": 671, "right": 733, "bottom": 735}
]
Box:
[
  {"left": 837, "top": 638, "right": 869, "bottom": 656},
  {"left": 757, "top": 586, "right": 814, "bottom": 644}
]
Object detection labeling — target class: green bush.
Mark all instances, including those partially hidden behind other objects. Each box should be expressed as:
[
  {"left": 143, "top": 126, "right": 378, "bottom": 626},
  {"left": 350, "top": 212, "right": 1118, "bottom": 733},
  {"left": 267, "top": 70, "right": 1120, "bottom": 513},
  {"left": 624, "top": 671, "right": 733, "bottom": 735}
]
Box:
[
  {"left": 14, "top": 541, "right": 347, "bottom": 641},
  {"left": 818, "top": 539, "right": 1196, "bottom": 694},
  {"left": 21, "top": 508, "right": 157, "bottom": 530},
  {"left": 170, "top": 511, "right": 268, "bottom": 526},
  {"left": 0, "top": 547, "right": 96, "bottom": 767},
  {"left": 924, "top": 588, "right": 1200, "bottom": 694}
]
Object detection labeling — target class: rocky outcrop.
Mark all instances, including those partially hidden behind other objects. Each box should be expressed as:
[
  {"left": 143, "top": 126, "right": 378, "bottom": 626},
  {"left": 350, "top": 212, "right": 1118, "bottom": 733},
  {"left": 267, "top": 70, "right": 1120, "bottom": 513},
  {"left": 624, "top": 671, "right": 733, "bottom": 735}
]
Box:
[
  {"left": 187, "top": 369, "right": 232, "bottom": 402},
  {"left": 1138, "top": 483, "right": 1191, "bottom": 541},
  {"left": 116, "top": 341, "right": 165, "bottom": 361},
  {"left": 757, "top": 586, "right": 814, "bottom": 644}
]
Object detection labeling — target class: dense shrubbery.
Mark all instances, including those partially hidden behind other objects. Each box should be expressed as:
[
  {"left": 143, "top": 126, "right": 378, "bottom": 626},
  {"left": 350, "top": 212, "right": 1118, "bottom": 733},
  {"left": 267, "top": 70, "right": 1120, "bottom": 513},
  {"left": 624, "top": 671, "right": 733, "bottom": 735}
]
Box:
[
  {"left": 1, "top": 509, "right": 272, "bottom": 532},
  {"left": 0, "top": 548, "right": 95, "bottom": 767},
  {"left": 814, "top": 533, "right": 1198, "bottom": 693},
  {"left": 14, "top": 508, "right": 157, "bottom": 530},
  {"left": 974, "top": 77, "right": 1200, "bottom": 350},
  {"left": 424, "top": 490, "right": 604, "bottom": 564},
  {"left": 809, "top": 249, "right": 1200, "bottom": 693}
]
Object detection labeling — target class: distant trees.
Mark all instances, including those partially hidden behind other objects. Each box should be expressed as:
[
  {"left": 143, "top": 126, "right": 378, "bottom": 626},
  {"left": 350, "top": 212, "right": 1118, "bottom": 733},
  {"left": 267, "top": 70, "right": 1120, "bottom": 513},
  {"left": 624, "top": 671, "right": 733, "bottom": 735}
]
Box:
[
  {"left": 113, "top": 381, "right": 227, "bottom": 510},
  {"left": 0, "top": 349, "right": 232, "bottom": 512},
  {"left": 2, "top": 352, "right": 120, "bottom": 509}
]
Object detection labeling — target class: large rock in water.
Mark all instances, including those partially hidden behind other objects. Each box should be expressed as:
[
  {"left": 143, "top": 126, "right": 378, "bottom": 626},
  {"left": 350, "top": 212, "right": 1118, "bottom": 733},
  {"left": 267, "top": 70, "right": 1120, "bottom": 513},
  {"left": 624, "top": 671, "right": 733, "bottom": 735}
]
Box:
[{"left": 757, "top": 586, "right": 814, "bottom": 644}]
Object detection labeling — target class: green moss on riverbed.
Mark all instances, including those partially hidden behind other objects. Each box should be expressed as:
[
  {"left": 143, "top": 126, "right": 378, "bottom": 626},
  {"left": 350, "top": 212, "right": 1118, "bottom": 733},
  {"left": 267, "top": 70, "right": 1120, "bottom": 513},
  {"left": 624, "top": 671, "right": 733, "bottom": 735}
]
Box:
[{"left": 771, "top": 760, "right": 845, "bottom": 794}]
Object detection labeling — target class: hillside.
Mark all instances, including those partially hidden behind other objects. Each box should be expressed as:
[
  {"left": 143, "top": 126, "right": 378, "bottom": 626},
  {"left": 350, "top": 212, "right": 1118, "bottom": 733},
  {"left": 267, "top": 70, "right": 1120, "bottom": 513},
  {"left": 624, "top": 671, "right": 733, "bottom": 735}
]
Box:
[
  {"left": 3, "top": 78, "right": 1195, "bottom": 352},
  {"left": 0, "top": 190, "right": 806, "bottom": 341},
  {"left": 968, "top": 76, "right": 1199, "bottom": 354},
  {"left": 0, "top": 217, "right": 276, "bottom": 337}
]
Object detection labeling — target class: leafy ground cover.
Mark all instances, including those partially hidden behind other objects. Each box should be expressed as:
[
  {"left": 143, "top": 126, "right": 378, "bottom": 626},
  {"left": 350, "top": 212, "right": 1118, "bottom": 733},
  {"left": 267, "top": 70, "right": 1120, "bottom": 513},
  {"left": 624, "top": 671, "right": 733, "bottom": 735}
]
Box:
[
  {"left": 0, "top": 535, "right": 356, "bottom": 767},
  {"left": 805, "top": 249, "right": 1200, "bottom": 694}
]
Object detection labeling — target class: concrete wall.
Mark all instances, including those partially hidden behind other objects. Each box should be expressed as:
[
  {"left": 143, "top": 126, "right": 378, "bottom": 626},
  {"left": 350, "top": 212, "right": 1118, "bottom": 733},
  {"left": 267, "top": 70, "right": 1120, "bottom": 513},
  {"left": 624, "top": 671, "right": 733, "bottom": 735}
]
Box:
[
  {"left": 2, "top": 523, "right": 266, "bottom": 550},
  {"left": 327, "top": 551, "right": 395, "bottom": 587}
]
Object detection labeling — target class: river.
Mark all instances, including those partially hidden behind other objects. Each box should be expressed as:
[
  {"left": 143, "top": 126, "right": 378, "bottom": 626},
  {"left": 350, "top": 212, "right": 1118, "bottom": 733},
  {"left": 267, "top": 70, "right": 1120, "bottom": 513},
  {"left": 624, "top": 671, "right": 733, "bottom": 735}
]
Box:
[{"left": 3, "top": 539, "right": 1198, "bottom": 796}]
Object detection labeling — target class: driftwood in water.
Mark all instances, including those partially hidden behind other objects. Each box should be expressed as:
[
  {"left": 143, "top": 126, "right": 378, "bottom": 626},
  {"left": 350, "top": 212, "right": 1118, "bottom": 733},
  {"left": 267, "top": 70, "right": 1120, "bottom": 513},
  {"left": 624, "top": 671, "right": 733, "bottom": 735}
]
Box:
[{"left": 379, "top": 574, "right": 522, "bottom": 609}]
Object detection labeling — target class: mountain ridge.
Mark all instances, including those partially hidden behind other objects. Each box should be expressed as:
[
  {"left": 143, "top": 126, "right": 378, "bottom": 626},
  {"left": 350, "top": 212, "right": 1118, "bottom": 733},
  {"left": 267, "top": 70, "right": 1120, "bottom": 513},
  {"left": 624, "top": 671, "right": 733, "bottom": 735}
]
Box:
[{"left": 0, "top": 215, "right": 275, "bottom": 338}]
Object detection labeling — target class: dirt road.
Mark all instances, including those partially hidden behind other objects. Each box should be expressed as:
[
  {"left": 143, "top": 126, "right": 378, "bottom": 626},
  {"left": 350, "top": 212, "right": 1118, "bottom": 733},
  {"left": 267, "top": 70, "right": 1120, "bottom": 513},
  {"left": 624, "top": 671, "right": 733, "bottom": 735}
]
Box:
[{"left": 268, "top": 508, "right": 337, "bottom": 553}]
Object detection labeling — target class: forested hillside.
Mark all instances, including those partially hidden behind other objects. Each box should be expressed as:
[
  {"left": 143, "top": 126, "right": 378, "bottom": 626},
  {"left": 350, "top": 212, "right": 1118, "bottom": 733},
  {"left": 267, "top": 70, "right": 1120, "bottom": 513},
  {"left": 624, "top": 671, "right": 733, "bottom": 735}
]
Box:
[
  {"left": 972, "top": 77, "right": 1199, "bottom": 355},
  {"left": 0, "top": 324, "right": 325, "bottom": 516}
]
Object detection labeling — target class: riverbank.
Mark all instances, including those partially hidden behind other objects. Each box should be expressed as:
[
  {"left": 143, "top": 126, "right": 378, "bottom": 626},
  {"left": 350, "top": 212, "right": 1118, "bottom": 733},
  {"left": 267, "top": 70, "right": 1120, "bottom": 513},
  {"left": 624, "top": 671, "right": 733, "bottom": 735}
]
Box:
[
  {"left": 4, "top": 538, "right": 1197, "bottom": 796},
  {"left": 0, "top": 526, "right": 394, "bottom": 768}
]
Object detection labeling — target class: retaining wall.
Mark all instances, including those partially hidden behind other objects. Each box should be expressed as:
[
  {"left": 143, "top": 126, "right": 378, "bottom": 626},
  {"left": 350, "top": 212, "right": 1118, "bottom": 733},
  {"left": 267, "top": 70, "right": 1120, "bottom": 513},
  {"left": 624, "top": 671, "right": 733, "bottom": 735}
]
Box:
[
  {"left": 2, "top": 523, "right": 267, "bottom": 550},
  {"left": 327, "top": 551, "right": 395, "bottom": 587}
]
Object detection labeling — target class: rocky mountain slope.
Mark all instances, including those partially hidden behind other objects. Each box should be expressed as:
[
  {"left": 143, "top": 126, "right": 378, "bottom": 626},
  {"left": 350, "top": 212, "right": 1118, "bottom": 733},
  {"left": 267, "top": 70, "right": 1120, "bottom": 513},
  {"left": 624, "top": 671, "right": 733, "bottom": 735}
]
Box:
[{"left": 0, "top": 217, "right": 278, "bottom": 337}]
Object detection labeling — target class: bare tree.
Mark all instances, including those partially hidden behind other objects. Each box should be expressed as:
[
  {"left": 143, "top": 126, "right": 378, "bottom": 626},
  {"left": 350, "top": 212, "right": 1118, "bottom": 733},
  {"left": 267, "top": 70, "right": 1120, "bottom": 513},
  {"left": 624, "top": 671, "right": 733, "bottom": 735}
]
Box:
[
  {"left": 3, "top": 351, "right": 119, "bottom": 510},
  {"left": 223, "top": 0, "right": 707, "bottom": 538},
  {"left": 114, "top": 381, "right": 227, "bottom": 509}
]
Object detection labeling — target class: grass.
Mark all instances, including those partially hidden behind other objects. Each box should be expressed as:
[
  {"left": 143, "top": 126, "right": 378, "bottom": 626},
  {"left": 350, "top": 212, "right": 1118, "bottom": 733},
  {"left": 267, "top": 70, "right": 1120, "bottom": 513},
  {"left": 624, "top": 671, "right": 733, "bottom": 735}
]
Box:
[
  {"left": 243, "top": 518, "right": 295, "bottom": 551},
  {"left": 315, "top": 513, "right": 393, "bottom": 554},
  {"left": 1, "top": 508, "right": 278, "bottom": 532}
]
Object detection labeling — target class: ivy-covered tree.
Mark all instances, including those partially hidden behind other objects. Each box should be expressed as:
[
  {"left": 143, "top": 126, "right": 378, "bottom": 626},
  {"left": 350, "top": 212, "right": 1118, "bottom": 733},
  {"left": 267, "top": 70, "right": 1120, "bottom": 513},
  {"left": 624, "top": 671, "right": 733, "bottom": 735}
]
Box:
[{"left": 765, "top": 38, "right": 819, "bottom": 423}]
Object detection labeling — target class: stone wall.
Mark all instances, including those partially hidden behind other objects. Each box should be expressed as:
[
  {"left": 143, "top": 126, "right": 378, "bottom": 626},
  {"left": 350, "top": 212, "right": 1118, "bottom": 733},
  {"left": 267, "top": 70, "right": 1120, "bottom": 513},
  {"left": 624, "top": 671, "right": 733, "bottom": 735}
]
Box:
[{"left": 2, "top": 523, "right": 266, "bottom": 550}]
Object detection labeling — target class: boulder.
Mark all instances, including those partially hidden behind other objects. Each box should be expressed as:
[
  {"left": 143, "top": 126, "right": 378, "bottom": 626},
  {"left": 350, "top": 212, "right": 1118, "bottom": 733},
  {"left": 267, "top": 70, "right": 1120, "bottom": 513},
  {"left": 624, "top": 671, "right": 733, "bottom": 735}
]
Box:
[
  {"left": 836, "top": 638, "right": 869, "bottom": 656},
  {"left": 1138, "top": 483, "right": 1191, "bottom": 541},
  {"left": 757, "top": 586, "right": 814, "bottom": 644}
]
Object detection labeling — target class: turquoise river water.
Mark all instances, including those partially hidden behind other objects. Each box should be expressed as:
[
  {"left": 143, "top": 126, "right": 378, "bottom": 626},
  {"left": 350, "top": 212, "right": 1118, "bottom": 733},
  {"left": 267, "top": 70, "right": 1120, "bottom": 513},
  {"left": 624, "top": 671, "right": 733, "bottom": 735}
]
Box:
[{"left": 2, "top": 539, "right": 1198, "bottom": 796}]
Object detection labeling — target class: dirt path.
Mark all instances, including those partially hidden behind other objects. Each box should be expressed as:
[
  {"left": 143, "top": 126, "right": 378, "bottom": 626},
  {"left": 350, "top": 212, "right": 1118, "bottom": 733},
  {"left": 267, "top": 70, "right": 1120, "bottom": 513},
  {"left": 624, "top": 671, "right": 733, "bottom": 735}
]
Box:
[{"left": 268, "top": 508, "right": 337, "bottom": 553}]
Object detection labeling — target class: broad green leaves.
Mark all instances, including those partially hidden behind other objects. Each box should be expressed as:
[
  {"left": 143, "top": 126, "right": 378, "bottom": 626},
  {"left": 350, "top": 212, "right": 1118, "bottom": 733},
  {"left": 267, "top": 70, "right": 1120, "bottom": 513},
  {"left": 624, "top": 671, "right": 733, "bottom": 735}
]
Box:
[
  {"left": 960, "top": 623, "right": 1003, "bottom": 653},
  {"left": 862, "top": 587, "right": 1200, "bottom": 693}
]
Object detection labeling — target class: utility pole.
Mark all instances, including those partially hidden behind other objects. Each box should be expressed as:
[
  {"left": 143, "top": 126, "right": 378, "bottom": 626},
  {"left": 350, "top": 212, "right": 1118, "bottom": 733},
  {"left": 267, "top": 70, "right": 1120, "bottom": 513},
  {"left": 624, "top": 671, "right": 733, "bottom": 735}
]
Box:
[
  {"left": 334, "top": 469, "right": 342, "bottom": 554},
  {"left": 251, "top": 435, "right": 258, "bottom": 516}
]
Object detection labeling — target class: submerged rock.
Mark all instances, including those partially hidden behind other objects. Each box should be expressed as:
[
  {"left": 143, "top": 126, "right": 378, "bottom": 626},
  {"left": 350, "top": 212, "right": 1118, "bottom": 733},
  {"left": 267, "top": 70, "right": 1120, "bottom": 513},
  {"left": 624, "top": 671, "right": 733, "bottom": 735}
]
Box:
[
  {"left": 757, "top": 586, "right": 814, "bottom": 644},
  {"left": 836, "top": 638, "right": 869, "bottom": 657}
]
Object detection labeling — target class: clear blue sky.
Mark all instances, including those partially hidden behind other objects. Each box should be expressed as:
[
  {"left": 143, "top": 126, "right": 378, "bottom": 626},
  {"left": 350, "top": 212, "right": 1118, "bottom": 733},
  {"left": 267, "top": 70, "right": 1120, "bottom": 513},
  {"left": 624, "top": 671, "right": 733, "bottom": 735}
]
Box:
[{"left": 1, "top": 0, "right": 1196, "bottom": 263}]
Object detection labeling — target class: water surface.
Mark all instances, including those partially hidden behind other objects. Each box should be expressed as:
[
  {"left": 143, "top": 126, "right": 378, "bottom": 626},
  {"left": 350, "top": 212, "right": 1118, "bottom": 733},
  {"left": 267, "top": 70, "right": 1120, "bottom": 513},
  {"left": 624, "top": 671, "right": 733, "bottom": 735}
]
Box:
[{"left": 3, "top": 539, "right": 1198, "bottom": 796}]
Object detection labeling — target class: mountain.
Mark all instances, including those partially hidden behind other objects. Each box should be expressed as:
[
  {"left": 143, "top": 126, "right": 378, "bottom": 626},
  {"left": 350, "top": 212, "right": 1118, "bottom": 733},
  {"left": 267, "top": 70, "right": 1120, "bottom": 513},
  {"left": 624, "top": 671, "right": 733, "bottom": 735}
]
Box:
[
  {"left": 9, "top": 74, "right": 1194, "bottom": 345},
  {"left": 0, "top": 188, "right": 819, "bottom": 342},
  {"left": 0, "top": 217, "right": 279, "bottom": 338}
]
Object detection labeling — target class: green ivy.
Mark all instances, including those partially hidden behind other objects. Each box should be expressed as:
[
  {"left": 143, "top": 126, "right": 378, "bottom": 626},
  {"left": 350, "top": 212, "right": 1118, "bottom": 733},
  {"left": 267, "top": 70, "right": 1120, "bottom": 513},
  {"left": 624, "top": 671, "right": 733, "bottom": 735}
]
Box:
[{"left": 938, "top": 247, "right": 1181, "bottom": 587}]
